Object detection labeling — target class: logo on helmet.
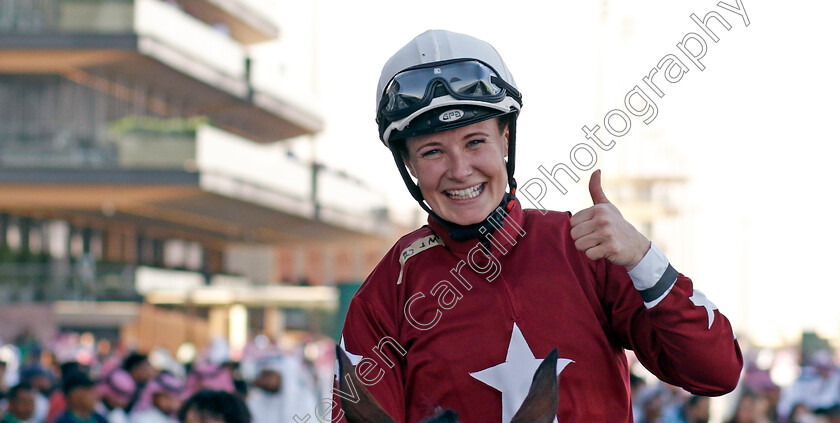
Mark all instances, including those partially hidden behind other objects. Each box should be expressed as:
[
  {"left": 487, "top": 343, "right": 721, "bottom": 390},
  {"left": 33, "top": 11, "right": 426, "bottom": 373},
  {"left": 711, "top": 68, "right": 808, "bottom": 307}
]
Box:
[{"left": 439, "top": 109, "right": 464, "bottom": 123}]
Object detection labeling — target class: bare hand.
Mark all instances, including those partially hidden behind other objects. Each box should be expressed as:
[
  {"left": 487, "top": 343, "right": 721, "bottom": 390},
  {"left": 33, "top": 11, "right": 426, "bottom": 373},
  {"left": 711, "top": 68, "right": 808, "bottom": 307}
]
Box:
[{"left": 569, "top": 170, "right": 651, "bottom": 271}]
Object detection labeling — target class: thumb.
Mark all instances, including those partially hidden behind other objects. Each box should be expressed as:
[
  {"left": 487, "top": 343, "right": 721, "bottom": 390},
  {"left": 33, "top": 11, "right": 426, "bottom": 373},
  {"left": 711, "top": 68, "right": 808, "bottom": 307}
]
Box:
[{"left": 589, "top": 169, "right": 610, "bottom": 205}]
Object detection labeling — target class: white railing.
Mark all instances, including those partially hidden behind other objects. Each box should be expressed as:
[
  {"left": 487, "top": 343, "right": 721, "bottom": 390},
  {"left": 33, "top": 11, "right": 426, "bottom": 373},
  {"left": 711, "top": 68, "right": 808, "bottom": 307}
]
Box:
[
  {"left": 144, "top": 284, "right": 338, "bottom": 310},
  {"left": 317, "top": 169, "right": 387, "bottom": 218},
  {"left": 58, "top": 0, "right": 133, "bottom": 33},
  {"left": 195, "top": 124, "right": 312, "bottom": 202},
  {"left": 134, "top": 0, "right": 246, "bottom": 79},
  {"left": 229, "top": 0, "right": 278, "bottom": 20},
  {"left": 196, "top": 124, "right": 389, "bottom": 230},
  {"left": 135, "top": 266, "right": 204, "bottom": 294},
  {"left": 249, "top": 59, "right": 321, "bottom": 126}
]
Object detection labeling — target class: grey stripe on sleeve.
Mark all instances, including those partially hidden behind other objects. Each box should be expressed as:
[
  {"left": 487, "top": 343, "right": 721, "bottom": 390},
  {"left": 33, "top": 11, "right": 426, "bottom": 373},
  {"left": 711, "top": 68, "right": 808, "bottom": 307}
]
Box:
[{"left": 640, "top": 264, "right": 678, "bottom": 303}]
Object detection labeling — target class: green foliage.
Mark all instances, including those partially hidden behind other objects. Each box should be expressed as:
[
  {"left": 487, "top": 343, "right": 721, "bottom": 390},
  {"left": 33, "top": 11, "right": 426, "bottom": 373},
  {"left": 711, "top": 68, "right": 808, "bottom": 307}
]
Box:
[
  {"left": 63, "top": 0, "right": 134, "bottom": 4},
  {"left": 108, "top": 116, "right": 210, "bottom": 137},
  {"left": 0, "top": 245, "right": 14, "bottom": 262},
  {"left": 0, "top": 246, "right": 51, "bottom": 263}
]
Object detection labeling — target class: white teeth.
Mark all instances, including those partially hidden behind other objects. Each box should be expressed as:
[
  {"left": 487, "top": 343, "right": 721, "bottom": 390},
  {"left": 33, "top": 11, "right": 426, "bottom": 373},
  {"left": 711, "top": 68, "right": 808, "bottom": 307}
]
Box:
[{"left": 446, "top": 184, "right": 483, "bottom": 200}]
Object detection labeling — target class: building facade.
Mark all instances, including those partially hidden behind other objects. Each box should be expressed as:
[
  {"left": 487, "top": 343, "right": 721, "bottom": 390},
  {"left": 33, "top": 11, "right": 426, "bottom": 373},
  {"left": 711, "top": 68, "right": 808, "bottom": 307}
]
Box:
[{"left": 0, "top": 0, "right": 391, "bottom": 354}]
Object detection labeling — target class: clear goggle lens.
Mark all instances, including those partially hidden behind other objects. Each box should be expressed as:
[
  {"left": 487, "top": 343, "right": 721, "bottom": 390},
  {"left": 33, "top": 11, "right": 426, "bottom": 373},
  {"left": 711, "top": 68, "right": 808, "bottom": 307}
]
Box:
[{"left": 381, "top": 60, "right": 506, "bottom": 120}]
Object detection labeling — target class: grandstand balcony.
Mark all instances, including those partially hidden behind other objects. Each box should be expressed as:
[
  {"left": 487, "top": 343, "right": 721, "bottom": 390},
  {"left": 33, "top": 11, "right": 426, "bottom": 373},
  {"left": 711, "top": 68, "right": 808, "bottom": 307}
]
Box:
[
  {"left": 0, "top": 120, "right": 390, "bottom": 244},
  {"left": 0, "top": 0, "right": 320, "bottom": 142}
]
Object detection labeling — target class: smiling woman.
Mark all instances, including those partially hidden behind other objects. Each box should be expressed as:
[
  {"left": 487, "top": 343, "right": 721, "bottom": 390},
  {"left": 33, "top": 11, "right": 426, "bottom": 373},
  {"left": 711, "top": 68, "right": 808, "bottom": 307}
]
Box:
[
  {"left": 404, "top": 118, "right": 509, "bottom": 226},
  {"left": 331, "top": 29, "right": 743, "bottom": 423},
  {"left": 375, "top": 34, "right": 523, "bottom": 240}
]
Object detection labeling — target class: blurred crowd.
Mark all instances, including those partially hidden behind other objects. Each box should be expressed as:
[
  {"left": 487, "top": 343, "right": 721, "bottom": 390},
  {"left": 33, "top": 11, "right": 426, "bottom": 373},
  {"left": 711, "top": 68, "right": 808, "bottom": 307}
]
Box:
[
  {"left": 630, "top": 349, "right": 840, "bottom": 423},
  {"left": 0, "top": 331, "right": 335, "bottom": 423},
  {"left": 4, "top": 330, "right": 840, "bottom": 423}
]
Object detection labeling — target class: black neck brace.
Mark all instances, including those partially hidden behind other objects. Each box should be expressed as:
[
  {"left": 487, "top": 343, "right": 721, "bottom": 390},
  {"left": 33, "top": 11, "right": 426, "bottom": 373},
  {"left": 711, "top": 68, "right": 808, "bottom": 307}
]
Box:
[{"left": 433, "top": 192, "right": 515, "bottom": 242}]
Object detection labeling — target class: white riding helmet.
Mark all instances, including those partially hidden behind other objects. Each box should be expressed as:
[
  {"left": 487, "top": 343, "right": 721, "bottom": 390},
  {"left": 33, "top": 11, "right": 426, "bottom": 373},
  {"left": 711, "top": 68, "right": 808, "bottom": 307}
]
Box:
[
  {"left": 376, "top": 29, "right": 522, "bottom": 147},
  {"left": 376, "top": 30, "right": 523, "bottom": 240}
]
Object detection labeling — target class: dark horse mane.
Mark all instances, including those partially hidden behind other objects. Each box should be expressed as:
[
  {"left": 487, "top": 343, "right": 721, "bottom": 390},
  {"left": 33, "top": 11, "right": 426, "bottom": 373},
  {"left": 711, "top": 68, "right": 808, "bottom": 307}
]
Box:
[{"left": 335, "top": 345, "right": 560, "bottom": 423}]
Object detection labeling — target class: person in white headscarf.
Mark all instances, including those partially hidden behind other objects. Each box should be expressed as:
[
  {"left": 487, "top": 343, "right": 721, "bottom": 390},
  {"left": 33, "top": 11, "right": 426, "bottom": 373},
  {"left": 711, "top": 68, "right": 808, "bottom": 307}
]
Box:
[
  {"left": 245, "top": 359, "right": 284, "bottom": 423},
  {"left": 129, "top": 373, "right": 183, "bottom": 423},
  {"left": 778, "top": 350, "right": 840, "bottom": 419},
  {"left": 249, "top": 351, "right": 319, "bottom": 423},
  {"left": 94, "top": 370, "right": 135, "bottom": 423}
]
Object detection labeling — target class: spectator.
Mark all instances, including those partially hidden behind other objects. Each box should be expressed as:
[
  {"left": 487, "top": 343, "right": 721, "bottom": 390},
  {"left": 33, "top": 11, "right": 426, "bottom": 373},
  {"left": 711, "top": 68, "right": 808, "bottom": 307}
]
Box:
[
  {"left": 789, "top": 403, "right": 817, "bottom": 423},
  {"left": 222, "top": 364, "right": 246, "bottom": 399},
  {"left": 14, "top": 330, "right": 40, "bottom": 367},
  {"left": 741, "top": 367, "right": 780, "bottom": 423},
  {"left": 245, "top": 365, "right": 282, "bottom": 423},
  {"left": 95, "top": 370, "right": 135, "bottom": 423},
  {"left": 0, "top": 361, "right": 9, "bottom": 401},
  {"left": 130, "top": 373, "right": 183, "bottom": 423},
  {"left": 636, "top": 387, "right": 668, "bottom": 423},
  {"left": 778, "top": 350, "right": 840, "bottom": 419},
  {"left": 818, "top": 405, "right": 840, "bottom": 423},
  {"left": 726, "top": 392, "right": 770, "bottom": 423},
  {"left": 630, "top": 373, "right": 647, "bottom": 422},
  {"left": 178, "top": 391, "right": 249, "bottom": 423},
  {"left": 19, "top": 366, "right": 51, "bottom": 423},
  {"left": 122, "top": 354, "right": 153, "bottom": 414},
  {"left": 1, "top": 384, "right": 36, "bottom": 423},
  {"left": 662, "top": 395, "right": 710, "bottom": 423},
  {"left": 46, "top": 362, "right": 87, "bottom": 423},
  {"left": 184, "top": 364, "right": 232, "bottom": 396},
  {"left": 54, "top": 373, "right": 106, "bottom": 423}
]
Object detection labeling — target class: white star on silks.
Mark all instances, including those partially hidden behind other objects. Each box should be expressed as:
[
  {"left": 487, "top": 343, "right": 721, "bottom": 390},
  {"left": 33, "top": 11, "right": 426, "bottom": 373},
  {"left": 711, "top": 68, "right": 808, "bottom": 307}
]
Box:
[
  {"left": 469, "top": 323, "right": 573, "bottom": 423},
  {"left": 690, "top": 289, "right": 718, "bottom": 329},
  {"left": 334, "top": 336, "right": 364, "bottom": 381}
]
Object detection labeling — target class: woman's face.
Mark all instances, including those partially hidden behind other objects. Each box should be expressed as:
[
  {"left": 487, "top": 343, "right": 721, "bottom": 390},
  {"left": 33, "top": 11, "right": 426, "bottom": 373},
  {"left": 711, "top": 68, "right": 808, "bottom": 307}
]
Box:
[{"left": 405, "top": 118, "right": 508, "bottom": 226}]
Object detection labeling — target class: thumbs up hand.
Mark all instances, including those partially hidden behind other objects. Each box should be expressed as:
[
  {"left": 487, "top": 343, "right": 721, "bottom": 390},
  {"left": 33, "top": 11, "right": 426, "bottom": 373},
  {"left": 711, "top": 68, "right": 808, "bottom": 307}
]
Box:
[{"left": 570, "top": 170, "right": 651, "bottom": 270}]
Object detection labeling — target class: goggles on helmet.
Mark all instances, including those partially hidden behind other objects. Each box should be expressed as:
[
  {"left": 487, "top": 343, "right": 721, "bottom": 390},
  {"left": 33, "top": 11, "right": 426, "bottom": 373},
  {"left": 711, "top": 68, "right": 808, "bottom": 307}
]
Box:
[{"left": 377, "top": 59, "right": 521, "bottom": 124}]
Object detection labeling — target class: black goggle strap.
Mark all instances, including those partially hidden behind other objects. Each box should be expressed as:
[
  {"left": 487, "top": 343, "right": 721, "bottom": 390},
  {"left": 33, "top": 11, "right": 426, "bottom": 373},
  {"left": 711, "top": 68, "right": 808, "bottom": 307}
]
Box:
[
  {"left": 390, "top": 146, "right": 435, "bottom": 218},
  {"left": 504, "top": 114, "right": 518, "bottom": 213},
  {"left": 491, "top": 76, "right": 522, "bottom": 105}
]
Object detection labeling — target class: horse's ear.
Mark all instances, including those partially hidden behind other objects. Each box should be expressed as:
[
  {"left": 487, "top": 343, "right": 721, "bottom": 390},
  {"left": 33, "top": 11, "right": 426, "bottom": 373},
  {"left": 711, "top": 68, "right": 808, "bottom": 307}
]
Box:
[
  {"left": 510, "top": 348, "right": 560, "bottom": 423},
  {"left": 419, "top": 410, "right": 458, "bottom": 423},
  {"left": 336, "top": 345, "right": 397, "bottom": 423}
]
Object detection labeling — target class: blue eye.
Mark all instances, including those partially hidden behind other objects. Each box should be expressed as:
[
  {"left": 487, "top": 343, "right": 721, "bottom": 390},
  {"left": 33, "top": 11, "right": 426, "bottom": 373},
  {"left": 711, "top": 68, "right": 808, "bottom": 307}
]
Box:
[
  {"left": 467, "top": 139, "right": 485, "bottom": 147},
  {"left": 421, "top": 149, "right": 440, "bottom": 157}
]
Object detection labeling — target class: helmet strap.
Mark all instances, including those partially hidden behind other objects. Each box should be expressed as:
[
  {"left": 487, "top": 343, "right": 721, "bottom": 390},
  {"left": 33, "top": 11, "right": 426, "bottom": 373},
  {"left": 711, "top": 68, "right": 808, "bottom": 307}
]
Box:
[
  {"left": 504, "top": 115, "right": 518, "bottom": 212},
  {"left": 390, "top": 147, "right": 435, "bottom": 216}
]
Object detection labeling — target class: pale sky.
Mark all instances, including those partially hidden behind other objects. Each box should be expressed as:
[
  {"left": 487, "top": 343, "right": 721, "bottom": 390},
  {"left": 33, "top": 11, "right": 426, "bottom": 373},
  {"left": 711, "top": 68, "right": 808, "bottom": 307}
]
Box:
[{"left": 273, "top": 0, "right": 840, "bottom": 347}]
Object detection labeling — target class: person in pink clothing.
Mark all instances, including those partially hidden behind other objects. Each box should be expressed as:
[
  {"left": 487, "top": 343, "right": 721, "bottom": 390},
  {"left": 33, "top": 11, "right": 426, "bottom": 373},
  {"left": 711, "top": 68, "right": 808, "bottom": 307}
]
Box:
[
  {"left": 130, "top": 373, "right": 183, "bottom": 423},
  {"left": 95, "top": 370, "right": 135, "bottom": 423},
  {"left": 184, "top": 363, "right": 234, "bottom": 396}
]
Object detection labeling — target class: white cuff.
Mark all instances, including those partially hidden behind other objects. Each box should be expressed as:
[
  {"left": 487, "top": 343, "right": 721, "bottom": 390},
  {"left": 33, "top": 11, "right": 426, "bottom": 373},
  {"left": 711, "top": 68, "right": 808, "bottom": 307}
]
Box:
[
  {"left": 627, "top": 242, "right": 668, "bottom": 290},
  {"left": 627, "top": 243, "right": 678, "bottom": 309}
]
